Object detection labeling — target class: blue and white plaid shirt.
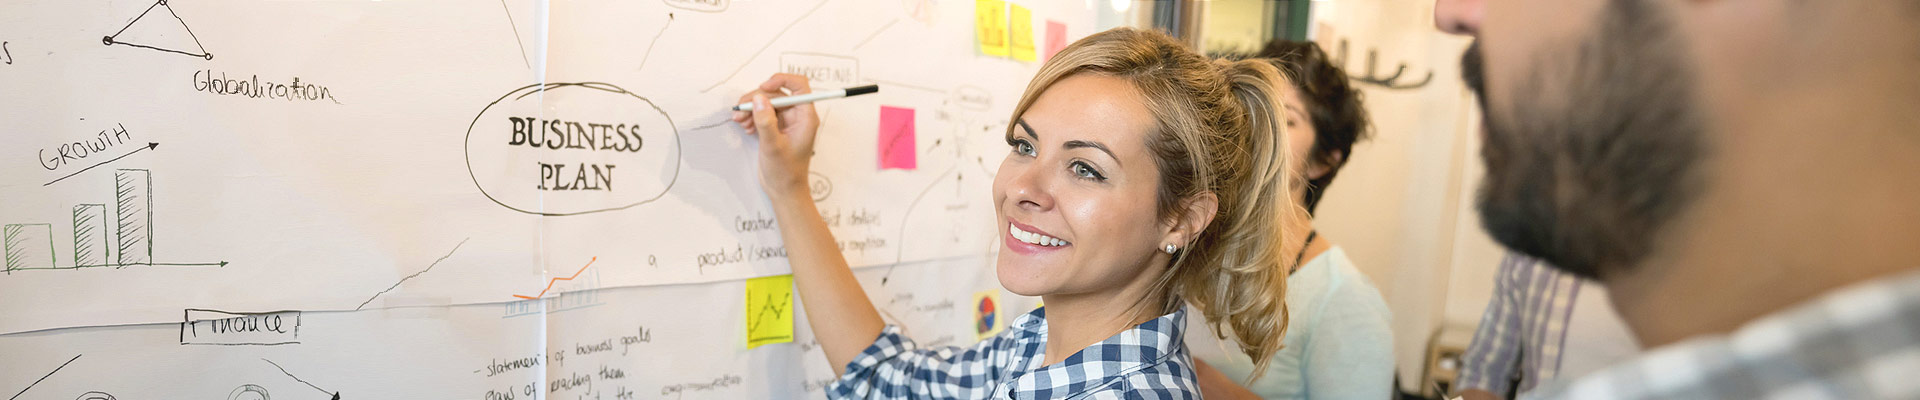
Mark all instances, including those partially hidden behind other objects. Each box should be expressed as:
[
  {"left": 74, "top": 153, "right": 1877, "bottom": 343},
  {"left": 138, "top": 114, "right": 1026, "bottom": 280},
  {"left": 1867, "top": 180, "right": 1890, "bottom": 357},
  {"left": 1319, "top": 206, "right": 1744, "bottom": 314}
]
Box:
[
  {"left": 827, "top": 307, "right": 1198, "bottom": 399},
  {"left": 1526, "top": 269, "right": 1920, "bottom": 399}
]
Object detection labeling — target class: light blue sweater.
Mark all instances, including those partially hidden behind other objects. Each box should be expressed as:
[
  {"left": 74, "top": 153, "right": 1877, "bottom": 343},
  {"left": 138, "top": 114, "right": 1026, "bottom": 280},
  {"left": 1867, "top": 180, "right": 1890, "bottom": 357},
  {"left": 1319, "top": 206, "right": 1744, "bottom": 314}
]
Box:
[{"left": 1186, "top": 246, "right": 1396, "bottom": 399}]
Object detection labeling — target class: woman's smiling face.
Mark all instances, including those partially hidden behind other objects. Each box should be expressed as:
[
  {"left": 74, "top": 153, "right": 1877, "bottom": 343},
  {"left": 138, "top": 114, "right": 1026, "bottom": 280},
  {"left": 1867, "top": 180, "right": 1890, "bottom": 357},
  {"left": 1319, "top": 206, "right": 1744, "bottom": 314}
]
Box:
[{"left": 994, "top": 73, "right": 1172, "bottom": 297}]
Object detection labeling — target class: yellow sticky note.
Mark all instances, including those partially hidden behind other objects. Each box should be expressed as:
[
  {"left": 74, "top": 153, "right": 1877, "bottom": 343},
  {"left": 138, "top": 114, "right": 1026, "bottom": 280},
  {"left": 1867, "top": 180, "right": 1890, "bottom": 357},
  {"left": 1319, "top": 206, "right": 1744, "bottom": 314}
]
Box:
[
  {"left": 1008, "top": 4, "right": 1036, "bottom": 62},
  {"left": 975, "top": 0, "right": 1008, "bottom": 57},
  {"left": 745, "top": 274, "right": 795, "bottom": 349},
  {"left": 973, "top": 290, "right": 1005, "bottom": 340}
]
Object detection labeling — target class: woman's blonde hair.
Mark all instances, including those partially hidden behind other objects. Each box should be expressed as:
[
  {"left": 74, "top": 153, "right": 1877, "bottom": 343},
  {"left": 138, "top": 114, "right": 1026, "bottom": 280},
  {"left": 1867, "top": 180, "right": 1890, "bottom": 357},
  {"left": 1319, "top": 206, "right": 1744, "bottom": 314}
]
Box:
[{"left": 1005, "top": 28, "right": 1295, "bottom": 379}]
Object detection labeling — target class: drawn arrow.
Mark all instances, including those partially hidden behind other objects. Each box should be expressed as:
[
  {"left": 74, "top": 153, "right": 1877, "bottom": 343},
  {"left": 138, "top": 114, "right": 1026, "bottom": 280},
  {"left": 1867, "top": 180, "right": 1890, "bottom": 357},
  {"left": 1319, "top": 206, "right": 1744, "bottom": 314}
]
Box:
[
  {"left": 44, "top": 142, "right": 157, "bottom": 186},
  {"left": 636, "top": 13, "right": 676, "bottom": 73},
  {"left": 263, "top": 358, "right": 339, "bottom": 400}
]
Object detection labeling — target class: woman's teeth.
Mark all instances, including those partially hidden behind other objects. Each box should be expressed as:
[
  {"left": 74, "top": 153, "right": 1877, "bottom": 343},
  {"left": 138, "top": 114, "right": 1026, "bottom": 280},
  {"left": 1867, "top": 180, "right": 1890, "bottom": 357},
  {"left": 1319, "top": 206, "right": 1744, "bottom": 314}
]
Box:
[{"left": 1010, "top": 224, "right": 1069, "bottom": 247}]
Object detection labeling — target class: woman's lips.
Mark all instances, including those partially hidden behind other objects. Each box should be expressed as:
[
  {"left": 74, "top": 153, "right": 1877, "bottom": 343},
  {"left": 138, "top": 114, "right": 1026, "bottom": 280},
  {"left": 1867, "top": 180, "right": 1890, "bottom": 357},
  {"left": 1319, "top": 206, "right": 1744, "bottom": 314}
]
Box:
[{"left": 1004, "top": 219, "right": 1070, "bottom": 255}]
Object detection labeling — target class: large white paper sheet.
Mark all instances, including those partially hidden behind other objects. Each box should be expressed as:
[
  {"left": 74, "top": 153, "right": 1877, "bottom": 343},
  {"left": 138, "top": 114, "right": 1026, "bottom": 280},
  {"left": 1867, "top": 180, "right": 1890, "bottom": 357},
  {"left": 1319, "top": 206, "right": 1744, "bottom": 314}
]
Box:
[
  {"left": 0, "top": 304, "right": 545, "bottom": 400},
  {"left": 1, "top": 0, "right": 1092, "bottom": 334}
]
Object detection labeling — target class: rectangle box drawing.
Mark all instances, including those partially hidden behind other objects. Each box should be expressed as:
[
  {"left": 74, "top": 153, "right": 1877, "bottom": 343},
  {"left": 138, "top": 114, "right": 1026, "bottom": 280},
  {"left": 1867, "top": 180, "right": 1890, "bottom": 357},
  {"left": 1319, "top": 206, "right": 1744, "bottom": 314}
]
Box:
[
  {"left": 114, "top": 169, "right": 152, "bottom": 265},
  {"left": 72, "top": 204, "right": 109, "bottom": 267},
  {"left": 4, "top": 223, "right": 55, "bottom": 270}
]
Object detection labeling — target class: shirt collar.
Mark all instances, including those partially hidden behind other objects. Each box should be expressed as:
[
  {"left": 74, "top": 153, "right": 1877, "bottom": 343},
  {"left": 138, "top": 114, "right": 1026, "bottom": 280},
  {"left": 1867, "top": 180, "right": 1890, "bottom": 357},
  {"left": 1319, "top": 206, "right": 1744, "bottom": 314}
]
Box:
[{"left": 1002, "top": 307, "right": 1189, "bottom": 399}]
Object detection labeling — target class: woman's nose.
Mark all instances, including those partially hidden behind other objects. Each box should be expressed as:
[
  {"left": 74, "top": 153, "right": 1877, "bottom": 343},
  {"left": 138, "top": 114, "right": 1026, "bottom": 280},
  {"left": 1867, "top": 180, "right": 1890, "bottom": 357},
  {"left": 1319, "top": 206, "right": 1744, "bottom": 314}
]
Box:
[{"left": 1002, "top": 163, "right": 1053, "bottom": 212}]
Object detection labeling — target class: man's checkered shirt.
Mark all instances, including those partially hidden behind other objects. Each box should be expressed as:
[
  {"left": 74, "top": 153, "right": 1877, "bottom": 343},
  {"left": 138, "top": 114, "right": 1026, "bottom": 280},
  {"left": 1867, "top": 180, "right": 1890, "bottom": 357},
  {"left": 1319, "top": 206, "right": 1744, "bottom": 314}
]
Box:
[{"left": 1527, "top": 269, "right": 1920, "bottom": 400}]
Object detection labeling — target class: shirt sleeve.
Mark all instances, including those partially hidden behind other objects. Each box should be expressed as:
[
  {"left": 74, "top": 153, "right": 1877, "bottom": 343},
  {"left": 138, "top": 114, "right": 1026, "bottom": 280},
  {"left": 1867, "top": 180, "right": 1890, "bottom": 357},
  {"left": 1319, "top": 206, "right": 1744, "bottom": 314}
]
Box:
[
  {"left": 826, "top": 325, "right": 1008, "bottom": 399},
  {"left": 1455, "top": 254, "right": 1530, "bottom": 396},
  {"left": 1300, "top": 275, "right": 1397, "bottom": 399}
]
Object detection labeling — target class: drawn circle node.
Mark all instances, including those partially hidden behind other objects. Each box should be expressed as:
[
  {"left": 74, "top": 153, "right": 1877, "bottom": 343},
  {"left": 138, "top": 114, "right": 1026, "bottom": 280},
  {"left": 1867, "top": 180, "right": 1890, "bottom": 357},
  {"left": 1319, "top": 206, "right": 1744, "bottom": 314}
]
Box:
[
  {"left": 101, "top": 36, "right": 114, "bottom": 46},
  {"left": 204, "top": 53, "right": 214, "bottom": 61},
  {"left": 76, "top": 392, "right": 117, "bottom": 400},
  {"left": 228, "top": 384, "right": 270, "bottom": 400}
]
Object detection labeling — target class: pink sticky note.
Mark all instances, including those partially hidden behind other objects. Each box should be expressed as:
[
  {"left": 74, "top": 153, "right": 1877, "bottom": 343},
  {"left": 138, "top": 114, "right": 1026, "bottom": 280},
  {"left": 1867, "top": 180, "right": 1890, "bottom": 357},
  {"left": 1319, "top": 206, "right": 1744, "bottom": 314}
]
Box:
[
  {"left": 1043, "top": 20, "right": 1068, "bottom": 62},
  {"left": 879, "top": 106, "right": 916, "bottom": 170}
]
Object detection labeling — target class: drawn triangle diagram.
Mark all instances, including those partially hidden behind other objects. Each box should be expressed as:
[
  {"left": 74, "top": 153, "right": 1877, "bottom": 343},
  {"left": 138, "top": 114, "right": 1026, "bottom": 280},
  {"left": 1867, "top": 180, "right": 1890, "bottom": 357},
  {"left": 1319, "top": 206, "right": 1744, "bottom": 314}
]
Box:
[{"left": 103, "top": 0, "right": 213, "bottom": 60}]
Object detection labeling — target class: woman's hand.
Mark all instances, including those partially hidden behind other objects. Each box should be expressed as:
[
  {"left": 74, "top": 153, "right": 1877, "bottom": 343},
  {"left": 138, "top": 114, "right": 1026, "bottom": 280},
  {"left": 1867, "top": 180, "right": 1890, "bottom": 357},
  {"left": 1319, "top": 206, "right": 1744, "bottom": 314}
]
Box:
[{"left": 730, "top": 73, "right": 820, "bottom": 201}]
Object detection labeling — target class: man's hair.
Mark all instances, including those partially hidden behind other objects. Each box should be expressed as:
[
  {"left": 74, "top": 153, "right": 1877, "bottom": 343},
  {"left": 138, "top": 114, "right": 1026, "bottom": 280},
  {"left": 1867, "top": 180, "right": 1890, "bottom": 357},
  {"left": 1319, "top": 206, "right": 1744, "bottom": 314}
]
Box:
[{"left": 1256, "top": 40, "right": 1372, "bottom": 213}]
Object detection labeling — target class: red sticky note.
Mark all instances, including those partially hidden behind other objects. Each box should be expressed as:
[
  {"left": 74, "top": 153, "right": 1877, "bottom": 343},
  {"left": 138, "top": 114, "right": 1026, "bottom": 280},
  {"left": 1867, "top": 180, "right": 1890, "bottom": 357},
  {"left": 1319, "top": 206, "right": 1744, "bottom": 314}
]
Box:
[
  {"left": 1043, "top": 20, "right": 1068, "bottom": 62},
  {"left": 879, "top": 106, "right": 916, "bottom": 170}
]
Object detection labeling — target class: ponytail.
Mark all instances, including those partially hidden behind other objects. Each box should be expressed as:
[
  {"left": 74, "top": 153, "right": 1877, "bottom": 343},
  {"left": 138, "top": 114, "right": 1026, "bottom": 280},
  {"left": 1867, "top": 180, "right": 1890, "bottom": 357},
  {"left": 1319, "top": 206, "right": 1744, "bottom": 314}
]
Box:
[{"left": 1170, "top": 59, "right": 1295, "bottom": 380}]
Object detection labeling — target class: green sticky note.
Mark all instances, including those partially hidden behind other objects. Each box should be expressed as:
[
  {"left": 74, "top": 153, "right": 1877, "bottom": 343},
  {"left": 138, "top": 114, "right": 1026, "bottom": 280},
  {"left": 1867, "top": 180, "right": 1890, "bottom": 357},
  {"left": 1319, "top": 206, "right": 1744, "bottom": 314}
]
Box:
[{"left": 745, "top": 274, "right": 795, "bottom": 349}]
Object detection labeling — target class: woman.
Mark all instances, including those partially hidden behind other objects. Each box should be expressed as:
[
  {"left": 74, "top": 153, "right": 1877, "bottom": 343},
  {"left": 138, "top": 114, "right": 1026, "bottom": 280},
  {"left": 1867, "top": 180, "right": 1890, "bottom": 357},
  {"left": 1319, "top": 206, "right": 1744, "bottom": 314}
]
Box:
[
  {"left": 728, "top": 28, "right": 1296, "bottom": 398},
  {"left": 1190, "top": 40, "right": 1395, "bottom": 399}
]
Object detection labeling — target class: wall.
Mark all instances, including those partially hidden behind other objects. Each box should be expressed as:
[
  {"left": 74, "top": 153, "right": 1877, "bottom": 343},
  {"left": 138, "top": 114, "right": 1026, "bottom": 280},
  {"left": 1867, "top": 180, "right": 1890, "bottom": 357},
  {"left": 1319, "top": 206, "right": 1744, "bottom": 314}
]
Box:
[{"left": 1299, "top": 0, "right": 1505, "bottom": 391}]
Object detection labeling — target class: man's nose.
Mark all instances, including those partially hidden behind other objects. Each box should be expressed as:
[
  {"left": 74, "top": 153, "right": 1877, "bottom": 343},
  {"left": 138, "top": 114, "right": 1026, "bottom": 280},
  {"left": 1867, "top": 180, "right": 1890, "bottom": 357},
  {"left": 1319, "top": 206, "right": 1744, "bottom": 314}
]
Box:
[{"left": 1433, "top": 0, "right": 1485, "bottom": 35}]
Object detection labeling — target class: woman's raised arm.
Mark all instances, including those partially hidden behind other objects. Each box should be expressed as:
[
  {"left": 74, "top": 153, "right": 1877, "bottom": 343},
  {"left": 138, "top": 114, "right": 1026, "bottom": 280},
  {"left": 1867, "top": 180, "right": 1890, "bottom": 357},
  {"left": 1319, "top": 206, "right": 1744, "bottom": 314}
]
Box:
[{"left": 731, "top": 73, "right": 885, "bottom": 374}]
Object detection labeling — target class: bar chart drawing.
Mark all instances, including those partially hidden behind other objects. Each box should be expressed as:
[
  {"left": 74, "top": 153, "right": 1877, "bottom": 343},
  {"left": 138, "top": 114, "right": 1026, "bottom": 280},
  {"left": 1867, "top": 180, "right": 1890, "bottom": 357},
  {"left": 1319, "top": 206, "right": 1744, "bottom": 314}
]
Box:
[
  {"left": 4, "top": 224, "right": 57, "bottom": 270},
  {"left": 115, "top": 169, "right": 152, "bottom": 265},
  {"left": 73, "top": 204, "right": 109, "bottom": 267},
  {"left": 3, "top": 169, "right": 224, "bottom": 272}
]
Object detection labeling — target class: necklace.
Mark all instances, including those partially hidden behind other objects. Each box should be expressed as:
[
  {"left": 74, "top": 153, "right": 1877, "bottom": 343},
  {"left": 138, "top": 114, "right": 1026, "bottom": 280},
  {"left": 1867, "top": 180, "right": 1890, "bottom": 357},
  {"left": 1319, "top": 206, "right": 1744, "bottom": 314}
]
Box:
[{"left": 1292, "top": 230, "right": 1318, "bottom": 275}]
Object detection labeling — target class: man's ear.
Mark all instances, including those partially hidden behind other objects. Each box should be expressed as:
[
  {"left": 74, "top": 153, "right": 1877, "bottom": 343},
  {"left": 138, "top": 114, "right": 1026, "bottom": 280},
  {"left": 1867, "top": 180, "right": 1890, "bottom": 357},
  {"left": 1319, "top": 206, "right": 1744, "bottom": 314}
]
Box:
[{"left": 1165, "top": 192, "right": 1221, "bottom": 249}]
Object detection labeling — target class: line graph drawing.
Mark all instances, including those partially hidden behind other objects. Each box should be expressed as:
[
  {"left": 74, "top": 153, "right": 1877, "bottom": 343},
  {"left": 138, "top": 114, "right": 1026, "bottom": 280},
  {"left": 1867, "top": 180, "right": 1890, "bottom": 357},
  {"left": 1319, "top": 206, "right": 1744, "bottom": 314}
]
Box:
[
  {"left": 514, "top": 257, "right": 597, "bottom": 300},
  {"left": 744, "top": 291, "right": 791, "bottom": 338},
  {"left": 7, "top": 354, "right": 80, "bottom": 400},
  {"left": 103, "top": 0, "right": 213, "bottom": 60},
  {"left": 357, "top": 238, "right": 469, "bottom": 310}
]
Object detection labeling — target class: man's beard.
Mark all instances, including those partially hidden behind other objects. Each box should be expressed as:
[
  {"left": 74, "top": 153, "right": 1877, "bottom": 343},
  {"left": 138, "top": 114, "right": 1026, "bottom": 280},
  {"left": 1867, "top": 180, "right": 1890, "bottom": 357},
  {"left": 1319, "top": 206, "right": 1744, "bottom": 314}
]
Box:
[{"left": 1462, "top": 0, "right": 1706, "bottom": 280}]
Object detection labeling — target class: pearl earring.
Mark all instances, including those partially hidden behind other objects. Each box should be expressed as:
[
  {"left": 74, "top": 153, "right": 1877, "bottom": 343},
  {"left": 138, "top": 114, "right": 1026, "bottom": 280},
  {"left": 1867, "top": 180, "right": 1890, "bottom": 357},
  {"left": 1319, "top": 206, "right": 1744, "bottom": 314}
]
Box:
[{"left": 1163, "top": 244, "right": 1178, "bottom": 254}]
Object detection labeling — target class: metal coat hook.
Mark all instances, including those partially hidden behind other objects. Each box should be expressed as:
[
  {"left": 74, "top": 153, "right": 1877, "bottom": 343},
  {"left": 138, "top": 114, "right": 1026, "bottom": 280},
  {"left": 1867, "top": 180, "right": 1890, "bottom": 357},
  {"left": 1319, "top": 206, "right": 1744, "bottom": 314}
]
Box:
[{"left": 1334, "top": 38, "right": 1434, "bottom": 90}]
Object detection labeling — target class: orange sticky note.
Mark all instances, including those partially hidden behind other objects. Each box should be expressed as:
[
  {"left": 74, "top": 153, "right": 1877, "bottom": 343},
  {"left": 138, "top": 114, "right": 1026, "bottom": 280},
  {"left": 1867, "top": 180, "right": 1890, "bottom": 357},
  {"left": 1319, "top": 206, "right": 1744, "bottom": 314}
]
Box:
[
  {"left": 975, "top": 0, "right": 1008, "bottom": 57},
  {"left": 1043, "top": 20, "right": 1067, "bottom": 62},
  {"left": 1008, "top": 4, "right": 1036, "bottom": 62},
  {"left": 745, "top": 275, "right": 795, "bottom": 349},
  {"left": 879, "top": 106, "right": 916, "bottom": 170}
]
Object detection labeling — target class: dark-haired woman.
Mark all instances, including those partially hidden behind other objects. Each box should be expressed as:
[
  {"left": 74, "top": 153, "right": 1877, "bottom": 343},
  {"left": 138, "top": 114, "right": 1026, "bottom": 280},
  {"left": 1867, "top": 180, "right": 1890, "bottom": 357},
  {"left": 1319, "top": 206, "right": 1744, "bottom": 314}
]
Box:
[{"left": 1190, "top": 40, "right": 1395, "bottom": 400}]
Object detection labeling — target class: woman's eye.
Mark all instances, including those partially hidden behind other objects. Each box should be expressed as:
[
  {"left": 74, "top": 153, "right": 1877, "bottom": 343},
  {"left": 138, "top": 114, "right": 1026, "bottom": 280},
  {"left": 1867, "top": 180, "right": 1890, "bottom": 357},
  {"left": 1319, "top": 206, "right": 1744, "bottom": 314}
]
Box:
[
  {"left": 1010, "top": 139, "right": 1035, "bottom": 156},
  {"left": 1071, "top": 162, "right": 1106, "bottom": 181}
]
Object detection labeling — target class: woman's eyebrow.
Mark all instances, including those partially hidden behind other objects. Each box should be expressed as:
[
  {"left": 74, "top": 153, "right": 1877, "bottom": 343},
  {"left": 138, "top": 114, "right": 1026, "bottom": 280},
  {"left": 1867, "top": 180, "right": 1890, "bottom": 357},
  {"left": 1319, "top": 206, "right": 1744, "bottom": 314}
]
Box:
[
  {"left": 1063, "top": 140, "right": 1119, "bottom": 166},
  {"left": 1016, "top": 119, "right": 1038, "bottom": 139}
]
